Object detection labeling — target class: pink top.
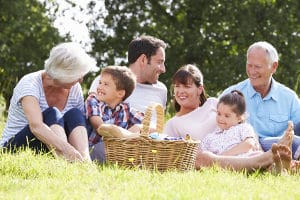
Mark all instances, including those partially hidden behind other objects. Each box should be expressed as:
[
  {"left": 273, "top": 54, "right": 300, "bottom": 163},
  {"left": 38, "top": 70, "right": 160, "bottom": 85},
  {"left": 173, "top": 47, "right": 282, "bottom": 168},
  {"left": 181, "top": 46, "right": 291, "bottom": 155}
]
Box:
[{"left": 164, "top": 98, "right": 218, "bottom": 140}]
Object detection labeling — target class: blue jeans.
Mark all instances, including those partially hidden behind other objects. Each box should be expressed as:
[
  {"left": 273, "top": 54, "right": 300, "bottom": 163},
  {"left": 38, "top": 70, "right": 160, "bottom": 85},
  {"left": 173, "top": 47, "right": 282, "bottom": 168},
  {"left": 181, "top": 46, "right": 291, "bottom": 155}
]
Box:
[
  {"left": 259, "top": 121, "right": 300, "bottom": 160},
  {"left": 3, "top": 107, "right": 86, "bottom": 153},
  {"left": 295, "top": 122, "right": 300, "bottom": 136},
  {"left": 89, "top": 140, "right": 106, "bottom": 163}
]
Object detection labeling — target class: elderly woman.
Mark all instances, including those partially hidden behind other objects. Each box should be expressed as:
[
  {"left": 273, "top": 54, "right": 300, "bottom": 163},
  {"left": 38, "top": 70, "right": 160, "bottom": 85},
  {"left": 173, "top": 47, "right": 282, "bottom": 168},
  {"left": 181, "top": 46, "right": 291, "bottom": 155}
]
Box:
[{"left": 1, "top": 42, "right": 96, "bottom": 162}]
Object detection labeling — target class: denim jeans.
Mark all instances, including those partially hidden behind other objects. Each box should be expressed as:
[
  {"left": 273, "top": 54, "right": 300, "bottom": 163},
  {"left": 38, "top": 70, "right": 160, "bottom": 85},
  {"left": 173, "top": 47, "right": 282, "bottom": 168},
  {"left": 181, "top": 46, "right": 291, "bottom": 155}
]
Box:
[
  {"left": 259, "top": 121, "right": 300, "bottom": 160},
  {"left": 3, "top": 107, "right": 86, "bottom": 153}
]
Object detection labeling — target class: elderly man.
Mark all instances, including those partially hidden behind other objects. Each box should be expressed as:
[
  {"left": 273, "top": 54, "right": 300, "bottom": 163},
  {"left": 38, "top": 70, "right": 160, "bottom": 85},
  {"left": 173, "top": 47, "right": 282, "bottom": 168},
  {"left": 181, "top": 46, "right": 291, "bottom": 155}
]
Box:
[{"left": 221, "top": 41, "right": 300, "bottom": 160}]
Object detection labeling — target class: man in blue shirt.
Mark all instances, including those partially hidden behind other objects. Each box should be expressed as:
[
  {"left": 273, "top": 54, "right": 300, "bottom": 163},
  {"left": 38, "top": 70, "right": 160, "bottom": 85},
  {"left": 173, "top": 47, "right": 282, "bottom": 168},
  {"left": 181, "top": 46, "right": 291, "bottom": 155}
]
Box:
[{"left": 222, "top": 41, "right": 300, "bottom": 160}]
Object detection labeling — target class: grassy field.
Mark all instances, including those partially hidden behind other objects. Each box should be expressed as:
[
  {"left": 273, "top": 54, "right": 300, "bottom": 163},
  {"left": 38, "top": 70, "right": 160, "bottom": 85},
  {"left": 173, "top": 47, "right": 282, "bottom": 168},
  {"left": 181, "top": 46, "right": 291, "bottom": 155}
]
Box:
[
  {"left": 1, "top": 102, "right": 300, "bottom": 199},
  {"left": 0, "top": 150, "right": 300, "bottom": 199},
  {"left": 1, "top": 121, "right": 300, "bottom": 199}
]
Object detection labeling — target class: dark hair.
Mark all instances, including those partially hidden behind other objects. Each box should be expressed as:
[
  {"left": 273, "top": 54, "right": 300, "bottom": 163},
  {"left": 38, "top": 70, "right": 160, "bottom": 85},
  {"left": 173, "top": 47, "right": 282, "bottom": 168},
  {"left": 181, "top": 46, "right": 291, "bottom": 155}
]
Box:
[
  {"left": 128, "top": 35, "right": 167, "bottom": 64},
  {"left": 101, "top": 66, "right": 136, "bottom": 100},
  {"left": 172, "top": 64, "right": 207, "bottom": 112},
  {"left": 218, "top": 90, "right": 245, "bottom": 116}
]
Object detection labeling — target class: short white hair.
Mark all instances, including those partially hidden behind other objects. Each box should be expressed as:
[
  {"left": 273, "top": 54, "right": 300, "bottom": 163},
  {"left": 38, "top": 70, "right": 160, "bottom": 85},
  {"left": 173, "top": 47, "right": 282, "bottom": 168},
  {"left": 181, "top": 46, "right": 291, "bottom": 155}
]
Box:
[
  {"left": 44, "top": 42, "right": 97, "bottom": 83},
  {"left": 247, "top": 41, "right": 279, "bottom": 64}
]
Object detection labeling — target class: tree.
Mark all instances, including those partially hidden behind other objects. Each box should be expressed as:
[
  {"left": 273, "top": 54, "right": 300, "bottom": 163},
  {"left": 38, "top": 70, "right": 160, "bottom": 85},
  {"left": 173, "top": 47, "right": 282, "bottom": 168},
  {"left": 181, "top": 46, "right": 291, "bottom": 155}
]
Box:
[
  {"left": 0, "top": 0, "right": 63, "bottom": 110},
  {"left": 87, "top": 0, "right": 300, "bottom": 98}
]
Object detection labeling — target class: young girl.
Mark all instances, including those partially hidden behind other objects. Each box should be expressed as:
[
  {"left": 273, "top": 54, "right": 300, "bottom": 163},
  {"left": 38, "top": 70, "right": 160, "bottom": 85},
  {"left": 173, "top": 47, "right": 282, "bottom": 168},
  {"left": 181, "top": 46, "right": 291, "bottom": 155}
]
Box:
[
  {"left": 164, "top": 64, "right": 292, "bottom": 171},
  {"left": 200, "top": 90, "right": 261, "bottom": 156}
]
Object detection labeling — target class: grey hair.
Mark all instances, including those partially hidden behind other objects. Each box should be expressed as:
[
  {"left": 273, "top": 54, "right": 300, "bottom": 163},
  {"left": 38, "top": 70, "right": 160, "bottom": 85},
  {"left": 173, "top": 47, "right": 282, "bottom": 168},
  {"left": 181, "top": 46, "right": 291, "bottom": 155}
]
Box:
[
  {"left": 247, "top": 41, "right": 279, "bottom": 64},
  {"left": 44, "top": 42, "right": 97, "bottom": 83}
]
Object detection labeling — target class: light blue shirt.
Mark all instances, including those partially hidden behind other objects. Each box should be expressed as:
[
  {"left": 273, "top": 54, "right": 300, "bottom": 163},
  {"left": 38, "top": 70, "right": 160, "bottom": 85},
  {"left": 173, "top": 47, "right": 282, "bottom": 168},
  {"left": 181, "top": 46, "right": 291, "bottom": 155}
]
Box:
[{"left": 221, "top": 78, "right": 300, "bottom": 138}]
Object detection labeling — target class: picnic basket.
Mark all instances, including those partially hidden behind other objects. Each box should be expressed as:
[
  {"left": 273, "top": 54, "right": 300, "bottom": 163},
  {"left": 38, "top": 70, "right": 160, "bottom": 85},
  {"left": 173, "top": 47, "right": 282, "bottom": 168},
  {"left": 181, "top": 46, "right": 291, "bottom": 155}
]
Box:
[{"left": 102, "top": 103, "right": 200, "bottom": 172}]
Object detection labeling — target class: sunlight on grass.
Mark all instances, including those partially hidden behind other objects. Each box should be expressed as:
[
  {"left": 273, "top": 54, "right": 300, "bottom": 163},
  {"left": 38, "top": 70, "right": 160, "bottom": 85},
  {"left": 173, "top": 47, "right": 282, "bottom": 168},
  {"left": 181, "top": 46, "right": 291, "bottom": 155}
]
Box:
[
  {"left": 0, "top": 149, "right": 300, "bottom": 199},
  {"left": 1, "top": 97, "right": 300, "bottom": 199}
]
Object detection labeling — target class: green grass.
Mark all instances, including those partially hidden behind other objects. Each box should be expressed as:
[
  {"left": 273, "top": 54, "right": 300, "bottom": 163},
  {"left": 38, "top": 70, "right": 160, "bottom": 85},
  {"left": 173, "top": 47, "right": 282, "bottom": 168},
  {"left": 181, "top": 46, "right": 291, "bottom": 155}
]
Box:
[
  {"left": 1, "top": 103, "right": 300, "bottom": 199},
  {"left": 0, "top": 150, "right": 299, "bottom": 199},
  {"left": 0, "top": 151, "right": 297, "bottom": 199}
]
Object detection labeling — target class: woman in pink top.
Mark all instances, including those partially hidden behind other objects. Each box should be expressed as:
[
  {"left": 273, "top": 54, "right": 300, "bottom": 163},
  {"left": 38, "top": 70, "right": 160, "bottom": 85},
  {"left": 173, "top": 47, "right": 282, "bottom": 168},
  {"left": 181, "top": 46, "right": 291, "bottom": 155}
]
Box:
[
  {"left": 164, "top": 65, "right": 218, "bottom": 140},
  {"left": 164, "top": 64, "right": 294, "bottom": 172}
]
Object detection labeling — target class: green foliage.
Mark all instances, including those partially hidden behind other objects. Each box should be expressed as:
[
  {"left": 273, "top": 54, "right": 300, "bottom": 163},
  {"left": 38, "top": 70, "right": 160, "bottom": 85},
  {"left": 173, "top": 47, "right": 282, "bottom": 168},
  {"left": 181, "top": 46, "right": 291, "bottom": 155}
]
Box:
[
  {"left": 1, "top": 0, "right": 300, "bottom": 115},
  {"left": 295, "top": 71, "right": 300, "bottom": 95},
  {"left": 0, "top": 0, "right": 63, "bottom": 110},
  {"left": 87, "top": 0, "right": 300, "bottom": 98}
]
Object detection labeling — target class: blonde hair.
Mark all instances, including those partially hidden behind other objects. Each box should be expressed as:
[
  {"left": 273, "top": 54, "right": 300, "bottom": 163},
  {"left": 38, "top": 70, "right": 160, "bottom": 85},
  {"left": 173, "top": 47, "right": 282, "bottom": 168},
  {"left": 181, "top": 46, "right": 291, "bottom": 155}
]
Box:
[{"left": 45, "top": 42, "right": 96, "bottom": 83}]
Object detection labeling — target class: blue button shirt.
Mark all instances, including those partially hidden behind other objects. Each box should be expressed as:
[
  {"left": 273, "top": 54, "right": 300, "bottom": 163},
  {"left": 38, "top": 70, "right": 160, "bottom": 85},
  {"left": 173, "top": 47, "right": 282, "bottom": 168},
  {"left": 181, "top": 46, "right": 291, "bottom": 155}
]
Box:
[{"left": 221, "top": 78, "right": 300, "bottom": 138}]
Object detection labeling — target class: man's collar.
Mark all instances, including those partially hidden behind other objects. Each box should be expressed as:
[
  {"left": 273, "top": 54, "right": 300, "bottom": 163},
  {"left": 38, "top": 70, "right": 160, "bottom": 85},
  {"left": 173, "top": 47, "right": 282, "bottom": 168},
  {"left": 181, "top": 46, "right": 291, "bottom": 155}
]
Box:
[
  {"left": 247, "top": 78, "right": 278, "bottom": 101},
  {"left": 267, "top": 78, "right": 279, "bottom": 101},
  {"left": 140, "top": 81, "right": 153, "bottom": 85}
]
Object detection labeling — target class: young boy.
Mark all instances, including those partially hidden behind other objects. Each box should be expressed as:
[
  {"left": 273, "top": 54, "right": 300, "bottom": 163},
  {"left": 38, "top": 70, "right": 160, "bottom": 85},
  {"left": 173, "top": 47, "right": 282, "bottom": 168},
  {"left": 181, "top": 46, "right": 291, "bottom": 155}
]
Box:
[{"left": 85, "top": 66, "right": 144, "bottom": 161}]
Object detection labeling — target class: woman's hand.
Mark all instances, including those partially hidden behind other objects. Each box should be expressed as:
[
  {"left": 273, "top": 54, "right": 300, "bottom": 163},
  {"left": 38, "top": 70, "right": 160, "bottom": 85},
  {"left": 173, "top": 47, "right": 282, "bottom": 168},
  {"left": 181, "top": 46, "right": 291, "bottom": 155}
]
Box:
[{"left": 21, "top": 96, "right": 84, "bottom": 162}]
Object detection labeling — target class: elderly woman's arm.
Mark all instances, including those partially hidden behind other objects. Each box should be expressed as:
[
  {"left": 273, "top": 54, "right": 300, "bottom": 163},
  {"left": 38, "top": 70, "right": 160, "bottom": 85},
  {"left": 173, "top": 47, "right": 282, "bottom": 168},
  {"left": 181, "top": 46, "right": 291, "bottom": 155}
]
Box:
[{"left": 21, "top": 96, "right": 83, "bottom": 161}]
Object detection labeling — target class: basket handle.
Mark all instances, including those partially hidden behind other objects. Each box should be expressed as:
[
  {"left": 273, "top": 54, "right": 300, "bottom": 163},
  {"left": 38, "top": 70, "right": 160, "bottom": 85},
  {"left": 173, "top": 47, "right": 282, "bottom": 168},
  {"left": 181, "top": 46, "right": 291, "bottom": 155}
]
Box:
[{"left": 140, "top": 103, "right": 164, "bottom": 137}]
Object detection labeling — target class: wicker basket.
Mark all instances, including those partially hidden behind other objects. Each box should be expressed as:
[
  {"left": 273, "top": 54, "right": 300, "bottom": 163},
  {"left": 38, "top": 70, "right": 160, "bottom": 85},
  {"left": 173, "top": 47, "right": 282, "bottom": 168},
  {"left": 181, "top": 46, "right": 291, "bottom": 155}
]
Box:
[{"left": 103, "top": 103, "right": 200, "bottom": 172}]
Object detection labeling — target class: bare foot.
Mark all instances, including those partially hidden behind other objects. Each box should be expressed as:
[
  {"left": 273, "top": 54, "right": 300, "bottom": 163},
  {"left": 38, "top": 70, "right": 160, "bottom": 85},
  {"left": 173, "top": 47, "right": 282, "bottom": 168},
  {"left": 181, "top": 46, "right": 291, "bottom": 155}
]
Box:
[
  {"left": 195, "top": 151, "right": 215, "bottom": 170},
  {"left": 291, "top": 161, "right": 300, "bottom": 174},
  {"left": 278, "top": 121, "right": 294, "bottom": 148},
  {"left": 97, "top": 124, "right": 122, "bottom": 138},
  {"left": 271, "top": 144, "right": 283, "bottom": 174},
  {"left": 97, "top": 124, "right": 139, "bottom": 138},
  {"left": 277, "top": 144, "right": 292, "bottom": 171}
]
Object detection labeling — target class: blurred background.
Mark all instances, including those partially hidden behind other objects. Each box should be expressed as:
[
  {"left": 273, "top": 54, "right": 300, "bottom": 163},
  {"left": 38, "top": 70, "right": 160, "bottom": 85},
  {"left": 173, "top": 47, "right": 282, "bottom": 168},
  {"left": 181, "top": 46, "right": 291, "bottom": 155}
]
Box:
[{"left": 1, "top": 0, "right": 300, "bottom": 117}]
